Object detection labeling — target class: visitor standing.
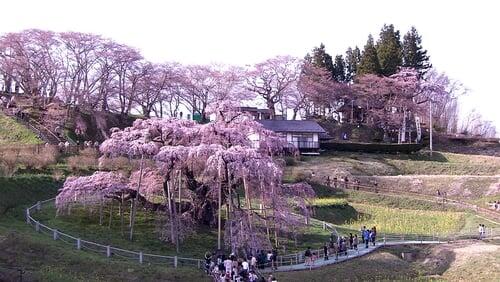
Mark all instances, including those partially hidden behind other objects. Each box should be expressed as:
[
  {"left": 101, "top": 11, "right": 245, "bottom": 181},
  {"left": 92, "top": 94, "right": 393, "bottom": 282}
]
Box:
[
  {"left": 204, "top": 252, "right": 212, "bottom": 274},
  {"left": 360, "top": 226, "right": 366, "bottom": 244},
  {"left": 353, "top": 234, "right": 358, "bottom": 250},
  {"left": 349, "top": 233, "right": 354, "bottom": 249},
  {"left": 323, "top": 243, "right": 328, "bottom": 260},
  {"left": 271, "top": 248, "right": 278, "bottom": 270},
  {"left": 224, "top": 257, "right": 232, "bottom": 275},
  {"left": 371, "top": 226, "right": 377, "bottom": 246},
  {"left": 241, "top": 258, "right": 249, "bottom": 274},
  {"left": 250, "top": 255, "right": 257, "bottom": 271},
  {"left": 304, "top": 247, "right": 312, "bottom": 266},
  {"left": 248, "top": 271, "right": 258, "bottom": 282},
  {"left": 363, "top": 229, "right": 370, "bottom": 248}
]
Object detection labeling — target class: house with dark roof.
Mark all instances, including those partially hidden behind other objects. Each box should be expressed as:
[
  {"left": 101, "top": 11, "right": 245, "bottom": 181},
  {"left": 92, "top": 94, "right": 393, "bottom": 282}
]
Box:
[{"left": 256, "top": 120, "right": 327, "bottom": 153}]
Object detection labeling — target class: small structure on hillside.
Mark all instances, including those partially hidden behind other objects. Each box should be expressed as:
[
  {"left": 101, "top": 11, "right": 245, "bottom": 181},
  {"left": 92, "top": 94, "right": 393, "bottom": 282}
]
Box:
[{"left": 255, "top": 120, "right": 327, "bottom": 154}]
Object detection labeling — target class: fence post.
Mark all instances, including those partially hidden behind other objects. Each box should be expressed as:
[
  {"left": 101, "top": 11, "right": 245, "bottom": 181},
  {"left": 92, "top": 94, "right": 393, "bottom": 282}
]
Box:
[
  {"left": 322, "top": 221, "right": 326, "bottom": 230},
  {"left": 106, "top": 246, "right": 111, "bottom": 258},
  {"left": 76, "top": 238, "right": 81, "bottom": 250},
  {"left": 197, "top": 260, "right": 201, "bottom": 269},
  {"left": 35, "top": 221, "right": 40, "bottom": 232},
  {"left": 139, "top": 252, "right": 143, "bottom": 264},
  {"left": 383, "top": 236, "right": 386, "bottom": 246},
  {"left": 174, "top": 256, "right": 178, "bottom": 268},
  {"left": 36, "top": 201, "right": 41, "bottom": 211},
  {"left": 53, "top": 229, "right": 58, "bottom": 240},
  {"left": 26, "top": 209, "right": 30, "bottom": 224},
  {"left": 296, "top": 253, "right": 299, "bottom": 264}
]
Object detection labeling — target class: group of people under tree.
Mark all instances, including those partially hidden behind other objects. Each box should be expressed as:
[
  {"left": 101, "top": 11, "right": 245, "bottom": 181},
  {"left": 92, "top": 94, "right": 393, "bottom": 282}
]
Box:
[{"left": 204, "top": 248, "right": 279, "bottom": 282}]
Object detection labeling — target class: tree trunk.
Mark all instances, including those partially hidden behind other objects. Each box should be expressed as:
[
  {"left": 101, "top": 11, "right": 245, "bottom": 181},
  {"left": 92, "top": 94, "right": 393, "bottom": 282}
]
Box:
[
  {"left": 129, "top": 154, "right": 144, "bottom": 241},
  {"left": 267, "top": 99, "right": 276, "bottom": 119},
  {"left": 120, "top": 194, "right": 124, "bottom": 236},
  {"left": 108, "top": 200, "right": 113, "bottom": 229},
  {"left": 99, "top": 199, "right": 103, "bottom": 226}
]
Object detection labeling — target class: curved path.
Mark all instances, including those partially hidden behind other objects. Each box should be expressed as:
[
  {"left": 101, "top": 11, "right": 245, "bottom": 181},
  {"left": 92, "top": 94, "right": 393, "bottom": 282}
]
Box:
[
  {"left": 264, "top": 240, "right": 443, "bottom": 273},
  {"left": 25, "top": 190, "right": 500, "bottom": 274}
]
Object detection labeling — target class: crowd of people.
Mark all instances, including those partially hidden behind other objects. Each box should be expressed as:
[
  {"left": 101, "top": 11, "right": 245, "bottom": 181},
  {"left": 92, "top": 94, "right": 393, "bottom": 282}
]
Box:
[
  {"left": 204, "top": 249, "right": 278, "bottom": 282},
  {"left": 303, "top": 226, "right": 377, "bottom": 270},
  {"left": 324, "top": 175, "right": 376, "bottom": 192},
  {"left": 488, "top": 200, "right": 499, "bottom": 211},
  {"left": 478, "top": 224, "right": 487, "bottom": 239}
]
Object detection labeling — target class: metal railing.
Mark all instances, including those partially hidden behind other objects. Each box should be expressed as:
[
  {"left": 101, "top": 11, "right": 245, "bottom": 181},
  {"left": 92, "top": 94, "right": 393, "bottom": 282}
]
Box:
[
  {"left": 25, "top": 198, "right": 500, "bottom": 272},
  {"left": 26, "top": 199, "right": 204, "bottom": 269},
  {"left": 335, "top": 181, "right": 500, "bottom": 222}
]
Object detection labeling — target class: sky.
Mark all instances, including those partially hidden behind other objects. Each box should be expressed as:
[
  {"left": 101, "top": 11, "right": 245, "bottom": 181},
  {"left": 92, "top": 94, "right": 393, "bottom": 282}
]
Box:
[{"left": 2, "top": 0, "right": 499, "bottom": 133}]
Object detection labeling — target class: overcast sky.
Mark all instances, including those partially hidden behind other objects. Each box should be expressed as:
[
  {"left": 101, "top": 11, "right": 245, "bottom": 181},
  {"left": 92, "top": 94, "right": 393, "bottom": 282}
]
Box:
[{"left": 2, "top": 0, "right": 499, "bottom": 133}]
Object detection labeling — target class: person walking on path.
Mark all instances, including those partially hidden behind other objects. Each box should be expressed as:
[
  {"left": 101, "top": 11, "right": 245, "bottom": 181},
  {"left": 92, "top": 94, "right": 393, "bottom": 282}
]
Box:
[
  {"left": 349, "top": 233, "right": 354, "bottom": 249},
  {"left": 304, "top": 247, "right": 312, "bottom": 266},
  {"left": 353, "top": 234, "right": 359, "bottom": 250},
  {"left": 371, "top": 226, "right": 377, "bottom": 246},
  {"left": 323, "top": 243, "right": 328, "bottom": 260},
  {"left": 271, "top": 248, "right": 278, "bottom": 270},
  {"left": 363, "top": 229, "right": 370, "bottom": 248},
  {"left": 360, "top": 226, "right": 366, "bottom": 244}
]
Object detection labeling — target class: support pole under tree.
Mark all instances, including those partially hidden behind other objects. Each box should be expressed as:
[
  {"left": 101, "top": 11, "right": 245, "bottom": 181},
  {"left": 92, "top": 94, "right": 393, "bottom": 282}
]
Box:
[
  {"left": 429, "top": 100, "right": 433, "bottom": 156},
  {"left": 217, "top": 170, "right": 222, "bottom": 250},
  {"left": 130, "top": 153, "right": 145, "bottom": 241}
]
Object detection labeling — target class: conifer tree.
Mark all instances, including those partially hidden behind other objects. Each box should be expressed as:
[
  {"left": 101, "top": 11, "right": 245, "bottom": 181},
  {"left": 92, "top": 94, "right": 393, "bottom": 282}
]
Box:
[
  {"left": 403, "top": 26, "right": 431, "bottom": 77},
  {"left": 310, "top": 43, "right": 335, "bottom": 77},
  {"left": 345, "top": 46, "right": 361, "bottom": 82},
  {"left": 376, "top": 24, "right": 402, "bottom": 76},
  {"left": 332, "top": 55, "right": 346, "bottom": 82},
  {"left": 357, "top": 35, "right": 381, "bottom": 75}
]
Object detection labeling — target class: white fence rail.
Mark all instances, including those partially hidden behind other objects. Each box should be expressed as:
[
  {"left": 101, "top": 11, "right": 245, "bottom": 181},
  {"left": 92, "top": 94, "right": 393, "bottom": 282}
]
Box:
[{"left": 26, "top": 198, "right": 500, "bottom": 271}]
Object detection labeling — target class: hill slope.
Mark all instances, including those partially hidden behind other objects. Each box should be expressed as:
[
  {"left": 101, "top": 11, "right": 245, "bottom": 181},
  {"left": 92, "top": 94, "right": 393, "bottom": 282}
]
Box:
[{"left": 0, "top": 112, "right": 42, "bottom": 145}]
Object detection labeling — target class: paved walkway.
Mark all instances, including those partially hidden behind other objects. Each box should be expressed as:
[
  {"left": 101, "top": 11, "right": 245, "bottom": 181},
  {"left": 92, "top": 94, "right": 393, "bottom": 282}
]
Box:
[{"left": 263, "top": 240, "right": 442, "bottom": 273}]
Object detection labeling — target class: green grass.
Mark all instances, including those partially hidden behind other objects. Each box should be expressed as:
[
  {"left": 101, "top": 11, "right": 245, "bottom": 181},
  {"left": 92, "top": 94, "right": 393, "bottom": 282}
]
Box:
[
  {"left": 0, "top": 112, "right": 42, "bottom": 145},
  {"left": 342, "top": 203, "right": 465, "bottom": 235},
  {"left": 33, "top": 202, "right": 333, "bottom": 257},
  {"left": 0, "top": 175, "right": 208, "bottom": 281},
  {"left": 287, "top": 151, "right": 500, "bottom": 179},
  {"left": 309, "top": 187, "right": 470, "bottom": 236},
  {"left": 0, "top": 174, "right": 61, "bottom": 214}
]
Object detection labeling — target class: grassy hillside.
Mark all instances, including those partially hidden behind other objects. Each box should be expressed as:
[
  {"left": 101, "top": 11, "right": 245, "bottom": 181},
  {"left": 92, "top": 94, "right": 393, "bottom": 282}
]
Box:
[
  {"left": 287, "top": 151, "right": 500, "bottom": 179},
  {"left": 0, "top": 175, "right": 208, "bottom": 281},
  {"left": 0, "top": 112, "right": 42, "bottom": 145},
  {"left": 275, "top": 240, "right": 500, "bottom": 281}
]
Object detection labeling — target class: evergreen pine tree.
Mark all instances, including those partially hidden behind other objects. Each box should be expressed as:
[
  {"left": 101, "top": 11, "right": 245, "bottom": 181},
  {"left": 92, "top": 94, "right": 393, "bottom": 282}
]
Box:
[
  {"left": 345, "top": 46, "right": 361, "bottom": 82},
  {"left": 376, "top": 24, "right": 403, "bottom": 76},
  {"left": 310, "top": 43, "right": 335, "bottom": 77},
  {"left": 402, "top": 26, "right": 431, "bottom": 77},
  {"left": 357, "top": 35, "right": 381, "bottom": 75},
  {"left": 332, "top": 55, "right": 346, "bottom": 82}
]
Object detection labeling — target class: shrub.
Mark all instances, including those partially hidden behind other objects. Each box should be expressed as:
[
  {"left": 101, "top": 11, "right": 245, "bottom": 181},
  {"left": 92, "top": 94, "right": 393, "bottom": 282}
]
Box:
[
  {"left": 0, "top": 145, "right": 60, "bottom": 175},
  {"left": 67, "top": 149, "right": 98, "bottom": 172}
]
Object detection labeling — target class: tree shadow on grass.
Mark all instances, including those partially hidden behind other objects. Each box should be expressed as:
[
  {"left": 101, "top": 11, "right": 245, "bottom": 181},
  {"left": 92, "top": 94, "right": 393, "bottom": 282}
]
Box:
[{"left": 313, "top": 205, "right": 370, "bottom": 226}]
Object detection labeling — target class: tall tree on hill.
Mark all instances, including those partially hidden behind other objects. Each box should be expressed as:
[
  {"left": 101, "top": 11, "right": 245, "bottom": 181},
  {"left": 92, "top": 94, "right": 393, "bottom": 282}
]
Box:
[
  {"left": 345, "top": 46, "right": 361, "bottom": 82},
  {"left": 332, "top": 55, "right": 346, "bottom": 83},
  {"left": 402, "top": 26, "right": 431, "bottom": 77},
  {"left": 307, "top": 43, "right": 334, "bottom": 77},
  {"left": 357, "top": 35, "right": 381, "bottom": 75},
  {"left": 376, "top": 24, "right": 403, "bottom": 76}
]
